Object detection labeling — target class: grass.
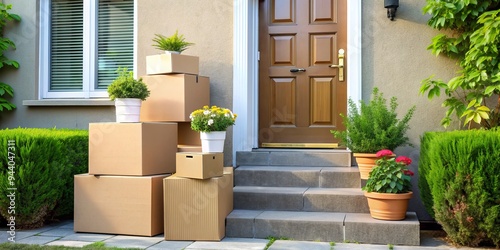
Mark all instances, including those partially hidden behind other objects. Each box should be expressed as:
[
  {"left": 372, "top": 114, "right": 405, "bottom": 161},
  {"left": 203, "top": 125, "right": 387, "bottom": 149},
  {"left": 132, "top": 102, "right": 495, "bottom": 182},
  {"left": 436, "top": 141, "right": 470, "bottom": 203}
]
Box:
[
  {"left": 264, "top": 236, "right": 291, "bottom": 250},
  {"left": 0, "top": 242, "right": 141, "bottom": 250}
]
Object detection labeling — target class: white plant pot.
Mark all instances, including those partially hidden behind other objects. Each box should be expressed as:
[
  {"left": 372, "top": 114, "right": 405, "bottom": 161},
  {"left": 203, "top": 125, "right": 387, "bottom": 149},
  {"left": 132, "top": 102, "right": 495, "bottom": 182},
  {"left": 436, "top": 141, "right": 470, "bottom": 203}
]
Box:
[
  {"left": 200, "top": 131, "right": 226, "bottom": 153},
  {"left": 165, "top": 51, "right": 180, "bottom": 54},
  {"left": 115, "top": 98, "right": 142, "bottom": 123}
]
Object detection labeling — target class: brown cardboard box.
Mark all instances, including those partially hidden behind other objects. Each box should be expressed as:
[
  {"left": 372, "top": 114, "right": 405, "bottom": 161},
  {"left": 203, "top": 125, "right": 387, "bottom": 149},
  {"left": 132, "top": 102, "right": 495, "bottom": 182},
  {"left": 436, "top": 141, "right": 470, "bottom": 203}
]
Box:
[
  {"left": 74, "top": 174, "right": 168, "bottom": 236},
  {"left": 89, "top": 122, "right": 177, "bottom": 176},
  {"left": 176, "top": 152, "right": 223, "bottom": 179},
  {"left": 177, "top": 145, "right": 202, "bottom": 152},
  {"left": 178, "top": 122, "right": 201, "bottom": 146},
  {"left": 146, "top": 53, "right": 199, "bottom": 75},
  {"left": 163, "top": 167, "right": 234, "bottom": 241},
  {"left": 140, "top": 75, "right": 210, "bottom": 122}
]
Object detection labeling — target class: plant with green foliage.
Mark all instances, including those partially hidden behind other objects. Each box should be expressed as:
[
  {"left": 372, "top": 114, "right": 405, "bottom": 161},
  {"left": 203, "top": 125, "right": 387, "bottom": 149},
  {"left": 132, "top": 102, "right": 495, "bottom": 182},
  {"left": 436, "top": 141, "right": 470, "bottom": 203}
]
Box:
[
  {"left": 107, "top": 68, "right": 150, "bottom": 101},
  {"left": 190, "top": 105, "right": 237, "bottom": 132},
  {"left": 363, "top": 149, "right": 414, "bottom": 194},
  {"left": 0, "top": 3, "right": 20, "bottom": 112},
  {"left": 420, "top": 1, "right": 500, "bottom": 129},
  {"left": 0, "top": 128, "right": 88, "bottom": 229},
  {"left": 331, "top": 87, "right": 416, "bottom": 153},
  {"left": 152, "top": 30, "right": 194, "bottom": 53},
  {"left": 419, "top": 130, "right": 500, "bottom": 247}
]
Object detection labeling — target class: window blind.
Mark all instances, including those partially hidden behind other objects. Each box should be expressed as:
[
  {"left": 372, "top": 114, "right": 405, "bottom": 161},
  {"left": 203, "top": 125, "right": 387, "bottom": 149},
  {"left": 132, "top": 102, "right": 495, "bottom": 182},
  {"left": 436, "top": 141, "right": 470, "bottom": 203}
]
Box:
[
  {"left": 50, "top": 0, "right": 84, "bottom": 91},
  {"left": 97, "top": 0, "right": 134, "bottom": 89}
]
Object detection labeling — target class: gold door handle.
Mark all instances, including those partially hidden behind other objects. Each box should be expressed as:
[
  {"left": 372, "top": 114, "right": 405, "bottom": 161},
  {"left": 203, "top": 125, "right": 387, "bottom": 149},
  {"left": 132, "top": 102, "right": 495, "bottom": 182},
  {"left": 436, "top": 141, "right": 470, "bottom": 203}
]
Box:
[{"left": 329, "top": 49, "right": 345, "bottom": 81}]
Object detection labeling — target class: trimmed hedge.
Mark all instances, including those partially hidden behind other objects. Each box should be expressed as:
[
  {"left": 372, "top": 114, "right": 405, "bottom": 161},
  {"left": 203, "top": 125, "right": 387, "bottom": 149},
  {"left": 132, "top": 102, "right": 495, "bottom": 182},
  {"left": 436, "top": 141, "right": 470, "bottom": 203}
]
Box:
[
  {"left": 419, "top": 130, "right": 500, "bottom": 247},
  {"left": 0, "top": 128, "right": 88, "bottom": 229}
]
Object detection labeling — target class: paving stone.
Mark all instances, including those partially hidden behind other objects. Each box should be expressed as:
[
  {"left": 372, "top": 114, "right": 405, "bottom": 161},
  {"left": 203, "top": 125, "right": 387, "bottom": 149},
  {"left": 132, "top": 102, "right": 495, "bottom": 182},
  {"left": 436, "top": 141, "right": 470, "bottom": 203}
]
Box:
[
  {"left": 319, "top": 167, "right": 361, "bottom": 188},
  {"left": 60, "top": 232, "right": 115, "bottom": 242},
  {"left": 57, "top": 221, "right": 74, "bottom": 229},
  {"left": 38, "top": 227, "right": 75, "bottom": 237},
  {"left": 236, "top": 151, "right": 269, "bottom": 166},
  {"left": 185, "top": 237, "right": 268, "bottom": 249},
  {"left": 147, "top": 240, "right": 194, "bottom": 250},
  {"left": 103, "top": 235, "right": 164, "bottom": 249},
  {"left": 46, "top": 240, "right": 94, "bottom": 247},
  {"left": 16, "top": 235, "right": 60, "bottom": 245},
  {"left": 254, "top": 211, "right": 344, "bottom": 242},
  {"left": 234, "top": 186, "right": 307, "bottom": 211},
  {"left": 269, "top": 151, "right": 351, "bottom": 167},
  {"left": 331, "top": 243, "right": 392, "bottom": 249},
  {"left": 267, "top": 240, "right": 331, "bottom": 250},
  {"left": 226, "top": 210, "right": 264, "bottom": 238},
  {"left": 303, "top": 188, "right": 369, "bottom": 213},
  {"left": 234, "top": 166, "right": 322, "bottom": 187}
]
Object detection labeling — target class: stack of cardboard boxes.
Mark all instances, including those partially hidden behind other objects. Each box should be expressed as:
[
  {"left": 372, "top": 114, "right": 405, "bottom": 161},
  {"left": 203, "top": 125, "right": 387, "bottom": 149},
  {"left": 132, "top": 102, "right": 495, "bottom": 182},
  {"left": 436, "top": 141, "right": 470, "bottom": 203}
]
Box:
[{"left": 74, "top": 52, "right": 233, "bottom": 240}]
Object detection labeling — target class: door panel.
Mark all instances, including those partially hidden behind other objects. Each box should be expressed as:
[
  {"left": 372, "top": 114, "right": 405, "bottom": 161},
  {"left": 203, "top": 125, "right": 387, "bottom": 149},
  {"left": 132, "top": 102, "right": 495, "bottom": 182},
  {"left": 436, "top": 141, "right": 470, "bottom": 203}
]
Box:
[{"left": 259, "top": 0, "right": 347, "bottom": 146}]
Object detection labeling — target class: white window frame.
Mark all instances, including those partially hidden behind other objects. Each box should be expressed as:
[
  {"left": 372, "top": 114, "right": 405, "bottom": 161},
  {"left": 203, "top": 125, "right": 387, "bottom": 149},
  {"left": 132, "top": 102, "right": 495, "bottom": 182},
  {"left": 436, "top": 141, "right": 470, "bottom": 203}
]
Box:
[{"left": 38, "top": 0, "right": 137, "bottom": 99}]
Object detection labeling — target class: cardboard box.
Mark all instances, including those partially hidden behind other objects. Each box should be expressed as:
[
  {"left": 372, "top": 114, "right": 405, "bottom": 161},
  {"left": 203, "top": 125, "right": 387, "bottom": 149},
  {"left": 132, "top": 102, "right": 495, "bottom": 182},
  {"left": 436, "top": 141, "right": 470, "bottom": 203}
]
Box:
[
  {"left": 140, "top": 75, "right": 210, "bottom": 122},
  {"left": 89, "top": 122, "right": 177, "bottom": 176},
  {"left": 74, "top": 174, "right": 168, "bottom": 236},
  {"left": 177, "top": 145, "right": 202, "bottom": 152},
  {"left": 164, "top": 167, "right": 234, "bottom": 241},
  {"left": 146, "top": 53, "right": 199, "bottom": 75},
  {"left": 176, "top": 152, "right": 223, "bottom": 179},
  {"left": 178, "top": 122, "right": 201, "bottom": 146}
]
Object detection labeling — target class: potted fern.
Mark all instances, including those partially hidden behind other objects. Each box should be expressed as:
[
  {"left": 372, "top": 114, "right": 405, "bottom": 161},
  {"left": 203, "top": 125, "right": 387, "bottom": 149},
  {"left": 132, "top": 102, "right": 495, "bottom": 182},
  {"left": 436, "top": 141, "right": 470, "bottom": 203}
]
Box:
[
  {"left": 107, "top": 68, "right": 150, "bottom": 123},
  {"left": 152, "top": 30, "right": 194, "bottom": 54},
  {"left": 330, "top": 87, "right": 415, "bottom": 179}
]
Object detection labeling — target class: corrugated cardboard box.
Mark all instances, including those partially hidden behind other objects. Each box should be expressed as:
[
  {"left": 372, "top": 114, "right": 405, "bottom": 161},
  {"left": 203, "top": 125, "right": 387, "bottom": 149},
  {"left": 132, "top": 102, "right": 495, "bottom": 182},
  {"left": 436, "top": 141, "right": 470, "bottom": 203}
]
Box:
[
  {"left": 140, "top": 75, "right": 210, "bottom": 122},
  {"left": 176, "top": 152, "right": 223, "bottom": 179},
  {"left": 146, "top": 53, "right": 199, "bottom": 75},
  {"left": 164, "top": 167, "right": 234, "bottom": 241},
  {"left": 89, "top": 122, "right": 177, "bottom": 176},
  {"left": 178, "top": 121, "right": 201, "bottom": 146},
  {"left": 74, "top": 174, "right": 168, "bottom": 236}
]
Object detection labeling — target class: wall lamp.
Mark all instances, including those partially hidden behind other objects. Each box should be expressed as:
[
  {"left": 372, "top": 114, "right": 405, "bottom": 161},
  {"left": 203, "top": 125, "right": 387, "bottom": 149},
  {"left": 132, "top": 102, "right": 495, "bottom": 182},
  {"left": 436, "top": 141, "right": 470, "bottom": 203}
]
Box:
[{"left": 384, "top": 0, "right": 399, "bottom": 21}]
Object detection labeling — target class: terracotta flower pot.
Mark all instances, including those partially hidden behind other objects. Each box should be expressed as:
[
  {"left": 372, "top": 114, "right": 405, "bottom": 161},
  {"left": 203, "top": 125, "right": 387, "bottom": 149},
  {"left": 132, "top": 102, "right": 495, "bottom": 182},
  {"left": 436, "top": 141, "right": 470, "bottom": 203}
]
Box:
[
  {"left": 364, "top": 191, "right": 413, "bottom": 220},
  {"left": 353, "top": 153, "right": 379, "bottom": 179}
]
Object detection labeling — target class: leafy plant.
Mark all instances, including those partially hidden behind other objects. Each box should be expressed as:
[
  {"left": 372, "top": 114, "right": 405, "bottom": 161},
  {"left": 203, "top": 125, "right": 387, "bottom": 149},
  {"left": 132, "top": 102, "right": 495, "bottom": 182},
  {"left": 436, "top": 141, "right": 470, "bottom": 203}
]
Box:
[
  {"left": 107, "top": 68, "right": 150, "bottom": 101},
  {"left": 420, "top": 1, "right": 500, "bottom": 129},
  {"left": 419, "top": 130, "right": 500, "bottom": 247},
  {"left": 0, "top": 3, "right": 21, "bottom": 112},
  {"left": 152, "top": 30, "right": 194, "bottom": 53},
  {"left": 190, "top": 105, "right": 237, "bottom": 132},
  {"left": 331, "top": 87, "right": 416, "bottom": 153},
  {"left": 363, "top": 149, "right": 413, "bottom": 194}
]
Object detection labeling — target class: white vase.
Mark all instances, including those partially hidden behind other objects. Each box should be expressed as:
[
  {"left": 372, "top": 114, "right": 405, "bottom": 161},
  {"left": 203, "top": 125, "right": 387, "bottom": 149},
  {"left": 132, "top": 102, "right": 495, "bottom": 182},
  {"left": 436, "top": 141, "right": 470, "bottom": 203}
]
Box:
[
  {"left": 200, "top": 131, "right": 226, "bottom": 153},
  {"left": 115, "top": 98, "right": 142, "bottom": 123}
]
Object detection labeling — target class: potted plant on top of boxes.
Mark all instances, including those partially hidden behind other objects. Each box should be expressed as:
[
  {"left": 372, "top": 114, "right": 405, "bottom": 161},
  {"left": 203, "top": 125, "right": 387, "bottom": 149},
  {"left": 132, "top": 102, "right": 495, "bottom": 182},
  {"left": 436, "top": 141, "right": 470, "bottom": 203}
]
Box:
[
  {"left": 107, "top": 68, "right": 150, "bottom": 123},
  {"left": 330, "top": 87, "right": 416, "bottom": 179},
  {"left": 362, "top": 149, "right": 414, "bottom": 220},
  {"left": 190, "top": 105, "right": 237, "bottom": 153},
  {"left": 152, "top": 30, "right": 194, "bottom": 54}
]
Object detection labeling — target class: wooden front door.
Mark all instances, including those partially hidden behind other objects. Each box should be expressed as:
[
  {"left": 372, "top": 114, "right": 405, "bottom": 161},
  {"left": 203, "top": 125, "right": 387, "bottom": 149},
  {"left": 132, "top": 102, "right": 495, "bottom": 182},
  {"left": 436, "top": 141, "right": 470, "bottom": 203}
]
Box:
[{"left": 258, "top": 0, "right": 347, "bottom": 147}]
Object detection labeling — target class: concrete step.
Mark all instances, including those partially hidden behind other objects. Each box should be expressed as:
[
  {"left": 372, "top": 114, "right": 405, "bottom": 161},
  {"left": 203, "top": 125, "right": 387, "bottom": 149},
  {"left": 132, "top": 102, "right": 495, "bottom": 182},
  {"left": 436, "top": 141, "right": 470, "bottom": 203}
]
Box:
[
  {"left": 233, "top": 186, "right": 368, "bottom": 213},
  {"left": 236, "top": 149, "right": 352, "bottom": 167},
  {"left": 234, "top": 166, "right": 361, "bottom": 188},
  {"left": 226, "top": 210, "right": 420, "bottom": 245}
]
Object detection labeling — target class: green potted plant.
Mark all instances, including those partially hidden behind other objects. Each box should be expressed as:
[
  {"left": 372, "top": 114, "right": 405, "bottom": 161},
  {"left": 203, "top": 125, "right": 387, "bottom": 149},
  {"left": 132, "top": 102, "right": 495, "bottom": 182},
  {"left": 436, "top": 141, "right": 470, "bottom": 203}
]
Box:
[
  {"left": 189, "top": 105, "right": 237, "bottom": 153},
  {"left": 330, "top": 87, "right": 416, "bottom": 179},
  {"left": 152, "top": 30, "right": 194, "bottom": 54},
  {"left": 107, "top": 68, "right": 150, "bottom": 123},
  {"left": 362, "top": 149, "right": 414, "bottom": 220}
]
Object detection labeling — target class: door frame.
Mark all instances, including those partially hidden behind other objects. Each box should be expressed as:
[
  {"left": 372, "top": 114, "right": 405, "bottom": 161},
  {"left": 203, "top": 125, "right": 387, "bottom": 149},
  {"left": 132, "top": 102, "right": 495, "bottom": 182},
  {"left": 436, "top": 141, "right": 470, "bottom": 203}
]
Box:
[{"left": 232, "top": 0, "right": 362, "bottom": 160}]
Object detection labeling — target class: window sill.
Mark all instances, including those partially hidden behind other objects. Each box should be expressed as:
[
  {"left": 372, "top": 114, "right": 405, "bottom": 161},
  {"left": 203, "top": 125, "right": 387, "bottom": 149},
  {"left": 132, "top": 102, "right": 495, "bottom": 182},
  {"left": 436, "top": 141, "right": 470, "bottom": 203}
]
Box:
[{"left": 23, "top": 99, "right": 114, "bottom": 106}]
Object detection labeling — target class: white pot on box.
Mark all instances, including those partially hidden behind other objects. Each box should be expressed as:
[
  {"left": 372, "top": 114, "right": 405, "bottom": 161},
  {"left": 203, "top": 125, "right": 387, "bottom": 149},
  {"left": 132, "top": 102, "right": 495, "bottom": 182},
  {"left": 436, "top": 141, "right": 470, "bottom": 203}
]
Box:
[
  {"left": 115, "top": 98, "right": 142, "bottom": 123},
  {"left": 200, "top": 131, "right": 226, "bottom": 153}
]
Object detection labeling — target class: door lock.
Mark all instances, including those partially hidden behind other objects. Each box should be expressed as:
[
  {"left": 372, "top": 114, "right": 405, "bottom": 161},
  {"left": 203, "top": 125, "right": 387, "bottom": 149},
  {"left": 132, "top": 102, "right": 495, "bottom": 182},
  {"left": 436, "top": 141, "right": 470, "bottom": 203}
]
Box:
[
  {"left": 290, "top": 68, "right": 306, "bottom": 73},
  {"left": 329, "top": 49, "right": 345, "bottom": 81}
]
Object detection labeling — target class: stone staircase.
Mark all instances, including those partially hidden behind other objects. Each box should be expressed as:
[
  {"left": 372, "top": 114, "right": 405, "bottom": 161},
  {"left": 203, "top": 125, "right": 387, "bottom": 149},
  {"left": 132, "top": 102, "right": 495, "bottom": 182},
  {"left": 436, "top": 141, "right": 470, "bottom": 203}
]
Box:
[{"left": 226, "top": 149, "right": 420, "bottom": 246}]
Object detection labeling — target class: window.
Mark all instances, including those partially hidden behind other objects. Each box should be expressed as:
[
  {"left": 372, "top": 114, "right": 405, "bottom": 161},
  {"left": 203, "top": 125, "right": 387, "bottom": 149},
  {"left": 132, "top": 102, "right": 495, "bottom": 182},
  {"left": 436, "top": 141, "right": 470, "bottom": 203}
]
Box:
[{"left": 39, "top": 0, "right": 134, "bottom": 99}]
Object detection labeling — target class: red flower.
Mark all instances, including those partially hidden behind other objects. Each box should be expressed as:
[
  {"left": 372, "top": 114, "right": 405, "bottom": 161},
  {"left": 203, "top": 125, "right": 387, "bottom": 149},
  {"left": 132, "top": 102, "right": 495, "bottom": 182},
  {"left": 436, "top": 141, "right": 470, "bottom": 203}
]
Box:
[
  {"left": 403, "top": 169, "right": 414, "bottom": 176},
  {"left": 396, "top": 156, "right": 412, "bottom": 165},
  {"left": 376, "top": 149, "right": 394, "bottom": 158}
]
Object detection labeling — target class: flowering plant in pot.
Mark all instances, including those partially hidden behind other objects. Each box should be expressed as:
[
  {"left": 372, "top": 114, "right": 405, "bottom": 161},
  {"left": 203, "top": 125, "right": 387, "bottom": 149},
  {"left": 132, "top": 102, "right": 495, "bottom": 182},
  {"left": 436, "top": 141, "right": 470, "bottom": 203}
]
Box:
[
  {"left": 107, "top": 68, "right": 150, "bottom": 123},
  {"left": 330, "top": 87, "right": 416, "bottom": 179},
  {"left": 362, "top": 149, "right": 414, "bottom": 220},
  {"left": 190, "top": 105, "right": 237, "bottom": 152}
]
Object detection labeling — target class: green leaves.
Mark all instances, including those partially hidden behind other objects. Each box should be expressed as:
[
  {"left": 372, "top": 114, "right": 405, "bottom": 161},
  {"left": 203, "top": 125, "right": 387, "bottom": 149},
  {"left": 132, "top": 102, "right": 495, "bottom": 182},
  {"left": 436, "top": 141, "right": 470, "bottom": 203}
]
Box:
[{"left": 0, "top": 3, "right": 20, "bottom": 115}]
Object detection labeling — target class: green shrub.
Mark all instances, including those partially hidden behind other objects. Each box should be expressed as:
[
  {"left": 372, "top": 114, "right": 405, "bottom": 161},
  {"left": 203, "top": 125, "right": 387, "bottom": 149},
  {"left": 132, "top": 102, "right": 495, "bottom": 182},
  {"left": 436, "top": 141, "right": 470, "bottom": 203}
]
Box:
[
  {"left": 419, "top": 130, "right": 500, "bottom": 247},
  {"left": 0, "top": 128, "right": 88, "bottom": 229}
]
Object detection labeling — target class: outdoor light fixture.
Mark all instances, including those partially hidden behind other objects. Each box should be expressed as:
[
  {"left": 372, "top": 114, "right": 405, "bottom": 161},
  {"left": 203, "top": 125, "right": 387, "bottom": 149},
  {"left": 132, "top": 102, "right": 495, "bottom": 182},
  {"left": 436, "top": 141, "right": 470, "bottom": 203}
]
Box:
[{"left": 384, "top": 0, "right": 399, "bottom": 21}]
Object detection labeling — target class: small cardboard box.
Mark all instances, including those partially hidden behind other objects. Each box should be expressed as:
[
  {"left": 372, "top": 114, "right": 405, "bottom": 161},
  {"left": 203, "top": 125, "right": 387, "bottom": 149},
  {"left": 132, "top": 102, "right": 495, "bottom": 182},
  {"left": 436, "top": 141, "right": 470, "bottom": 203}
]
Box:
[
  {"left": 176, "top": 152, "right": 223, "bottom": 179},
  {"left": 74, "top": 174, "right": 168, "bottom": 236},
  {"left": 163, "top": 167, "right": 234, "bottom": 241},
  {"left": 146, "top": 53, "right": 199, "bottom": 75},
  {"left": 140, "top": 74, "right": 210, "bottom": 122},
  {"left": 89, "top": 122, "right": 177, "bottom": 176},
  {"left": 177, "top": 145, "right": 202, "bottom": 152}
]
